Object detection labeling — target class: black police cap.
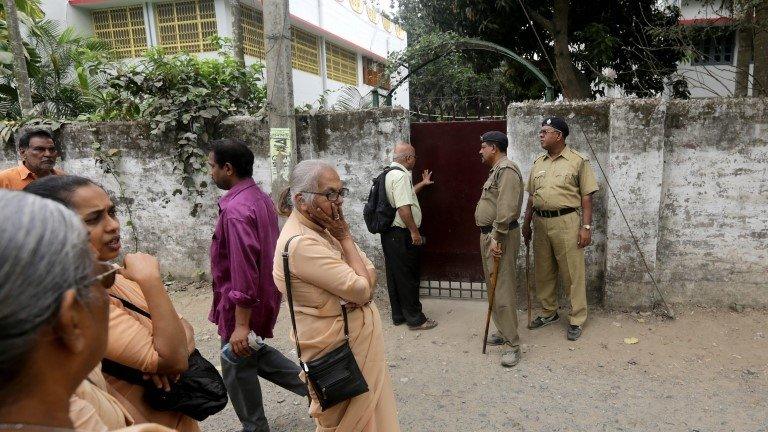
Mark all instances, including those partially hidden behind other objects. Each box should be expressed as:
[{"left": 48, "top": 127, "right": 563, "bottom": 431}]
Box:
[
  {"left": 542, "top": 116, "right": 569, "bottom": 138},
  {"left": 480, "top": 131, "right": 508, "bottom": 147}
]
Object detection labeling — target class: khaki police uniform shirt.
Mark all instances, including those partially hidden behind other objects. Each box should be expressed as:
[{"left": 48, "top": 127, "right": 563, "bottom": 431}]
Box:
[
  {"left": 385, "top": 161, "right": 422, "bottom": 228},
  {"left": 526, "top": 146, "right": 599, "bottom": 211},
  {"left": 475, "top": 157, "right": 524, "bottom": 242}
]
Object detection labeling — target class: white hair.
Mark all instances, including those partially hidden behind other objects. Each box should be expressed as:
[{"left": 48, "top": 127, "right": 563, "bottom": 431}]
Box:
[
  {"left": 0, "top": 190, "right": 93, "bottom": 395},
  {"left": 279, "top": 159, "right": 335, "bottom": 214}
]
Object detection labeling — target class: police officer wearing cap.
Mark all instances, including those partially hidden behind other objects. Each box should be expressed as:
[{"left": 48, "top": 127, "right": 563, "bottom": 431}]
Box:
[
  {"left": 522, "top": 117, "right": 599, "bottom": 341},
  {"left": 475, "top": 130, "right": 524, "bottom": 367}
]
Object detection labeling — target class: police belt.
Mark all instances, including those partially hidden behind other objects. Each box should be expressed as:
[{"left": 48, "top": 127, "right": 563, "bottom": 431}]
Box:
[
  {"left": 534, "top": 207, "right": 577, "bottom": 218},
  {"left": 479, "top": 221, "right": 519, "bottom": 234}
]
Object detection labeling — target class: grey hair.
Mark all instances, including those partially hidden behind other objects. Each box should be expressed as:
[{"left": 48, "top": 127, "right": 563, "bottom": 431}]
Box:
[
  {"left": 278, "top": 159, "right": 334, "bottom": 215},
  {"left": 0, "top": 190, "right": 93, "bottom": 394}
]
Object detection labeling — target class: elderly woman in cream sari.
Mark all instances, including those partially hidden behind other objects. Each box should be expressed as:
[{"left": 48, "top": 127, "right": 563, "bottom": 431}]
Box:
[{"left": 273, "top": 160, "right": 400, "bottom": 432}]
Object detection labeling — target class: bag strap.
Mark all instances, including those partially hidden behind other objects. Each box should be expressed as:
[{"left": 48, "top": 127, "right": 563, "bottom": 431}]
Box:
[
  {"left": 383, "top": 166, "right": 404, "bottom": 175},
  {"left": 109, "top": 293, "right": 151, "bottom": 319},
  {"left": 282, "top": 235, "right": 350, "bottom": 369}
]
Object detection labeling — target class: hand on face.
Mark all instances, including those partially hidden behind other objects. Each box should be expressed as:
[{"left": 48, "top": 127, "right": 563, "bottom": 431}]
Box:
[{"left": 308, "top": 201, "right": 350, "bottom": 241}]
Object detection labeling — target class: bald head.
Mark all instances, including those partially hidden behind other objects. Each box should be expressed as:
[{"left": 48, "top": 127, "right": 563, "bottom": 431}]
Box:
[
  {"left": 393, "top": 142, "right": 416, "bottom": 170},
  {"left": 393, "top": 142, "right": 414, "bottom": 159}
]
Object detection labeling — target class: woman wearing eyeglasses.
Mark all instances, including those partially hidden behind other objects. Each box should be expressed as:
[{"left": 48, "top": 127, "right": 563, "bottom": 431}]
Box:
[
  {"left": 273, "top": 160, "right": 400, "bottom": 432},
  {"left": 25, "top": 176, "right": 199, "bottom": 432},
  {"left": 0, "top": 190, "right": 172, "bottom": 432}
]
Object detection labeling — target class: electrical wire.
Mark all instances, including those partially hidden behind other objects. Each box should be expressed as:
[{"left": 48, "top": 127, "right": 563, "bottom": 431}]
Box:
[{"left": 516, "top": 0, "right": 675, "bottom": 318}]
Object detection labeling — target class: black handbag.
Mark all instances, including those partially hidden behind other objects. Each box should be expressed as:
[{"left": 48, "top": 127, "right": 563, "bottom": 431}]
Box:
[
  {"left": 101, "top": 295, "right": 228, "bottom": 421},
  {"left": 283, "top": 235, "right": 369, "bottom": 411}
]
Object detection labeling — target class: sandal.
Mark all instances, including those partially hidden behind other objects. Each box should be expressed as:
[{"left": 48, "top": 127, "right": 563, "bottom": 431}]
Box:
[{"left": 409, "top": 318, "right": 438, "bottom": 331}]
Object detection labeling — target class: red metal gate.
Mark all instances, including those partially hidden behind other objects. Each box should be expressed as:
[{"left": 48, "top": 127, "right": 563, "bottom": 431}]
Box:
[{"left": 411, "top": 120, "right": 507, "bottom": 299}]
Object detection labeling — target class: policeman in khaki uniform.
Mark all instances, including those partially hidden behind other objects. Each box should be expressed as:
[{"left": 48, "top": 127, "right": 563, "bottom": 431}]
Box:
[
  {"left": 522, "top": 117, "right": 599, "bottom": 341},
  {"left": 475, "top": 131, "right": 524, "bottom": 367}
]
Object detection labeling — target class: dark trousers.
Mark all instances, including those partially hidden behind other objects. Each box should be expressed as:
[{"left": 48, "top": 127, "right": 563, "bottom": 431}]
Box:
[
  {"left": 221, "top": 341, "right": 307, "bottom": 432},
  {"left": 381, "top": 227, "right": 427, "bottom": 327}
]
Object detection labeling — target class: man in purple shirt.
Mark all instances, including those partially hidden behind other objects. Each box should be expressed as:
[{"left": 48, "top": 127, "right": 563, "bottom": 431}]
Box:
[{"left": 208, "top": 139, "right": 306, "bottom": 432}]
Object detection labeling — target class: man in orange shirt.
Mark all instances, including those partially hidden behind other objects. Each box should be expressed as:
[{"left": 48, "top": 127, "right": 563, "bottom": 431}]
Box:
[{"left": 0, "top": 129, "right": 64, "bottom": 190}]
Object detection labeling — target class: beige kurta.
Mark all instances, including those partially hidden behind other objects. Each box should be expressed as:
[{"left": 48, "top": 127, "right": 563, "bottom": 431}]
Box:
[
  {"left": 273, "top": 212, "right": 401, "bottom": 432},
  {"left": 104, "top": 275, "right": 200, "bottom": 432},
  {"left": 70, "top": 364, "right": 133, "bottom": 431}
]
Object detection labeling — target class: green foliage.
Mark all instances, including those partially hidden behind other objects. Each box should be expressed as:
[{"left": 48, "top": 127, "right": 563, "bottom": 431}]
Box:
[
  {"left": 3, "top": 25, "right": 267, "bottom": 216},
  {"left": 387, "top": 32, "right": 536, "bottom": 116},
  {"left": 0, "top": 20, "right": 111, "bottom": 120},
  {"left": 396, "top": 0, "right": 690, "bottom": 102},
  {"left": 81, "top": 42, "right": 266, "bottom": 214},
  {"left": 90, "top": 134, "right": 139, "bottom": 250}
]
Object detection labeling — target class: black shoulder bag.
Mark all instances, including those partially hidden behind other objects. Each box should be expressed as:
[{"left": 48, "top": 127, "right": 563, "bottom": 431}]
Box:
[
  {"left": 283, "top": 235, "right": 369, "bottom": 410},
  {"left": 101, "top": 295, "right": 228, "bottom": 421}
]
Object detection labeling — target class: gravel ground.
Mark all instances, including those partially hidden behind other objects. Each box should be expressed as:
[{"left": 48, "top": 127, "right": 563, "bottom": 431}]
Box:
[{"left": 169, "top": 284, "right": 768, "bottom": 432}]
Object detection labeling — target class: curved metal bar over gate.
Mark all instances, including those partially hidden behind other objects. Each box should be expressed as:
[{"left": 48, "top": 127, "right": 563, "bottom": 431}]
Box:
[{"left": 375, "top": 38, "right": 555, "bottom": 106}]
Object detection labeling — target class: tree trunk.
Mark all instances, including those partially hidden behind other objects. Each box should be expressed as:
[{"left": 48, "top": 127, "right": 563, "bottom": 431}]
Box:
[
  {"left": 230, "top": 0, "right": 245, "bottom": 66},
  {"left": 4, "top": 0, "right": 34, "bottom": 115},
  {"left": 753, "top": 0, "right": 768, "bottom": 96},
  {"left": 734, "top": 21, "right": 753, "bottom": 96},
  {"left": 551, "top": 0, "right": 592, "bottom": 99}
]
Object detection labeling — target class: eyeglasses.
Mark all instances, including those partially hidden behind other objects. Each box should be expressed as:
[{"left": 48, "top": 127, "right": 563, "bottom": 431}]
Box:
[
  {"left": 302, "top": 187, "right": 350, "bottom": 202},
  {"left": 89, "top": 261, "right": 119, "bottom": 289},
  {"left": 539, "top": 129, "right": 561, "bottom": 136}
]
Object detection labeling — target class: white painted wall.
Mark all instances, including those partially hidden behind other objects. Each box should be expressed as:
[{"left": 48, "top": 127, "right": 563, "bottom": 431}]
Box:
[
  {"left": 674, "top": 0, "right": 755, "bottom": 97},
  {"left": 40, "top": 0, "right": 409, "bottom": 109},
  {"left": 39, "top": 0, "right": 92, "bottom": 31}
]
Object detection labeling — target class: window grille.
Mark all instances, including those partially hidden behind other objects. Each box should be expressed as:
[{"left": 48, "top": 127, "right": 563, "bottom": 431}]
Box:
[
  {"left": 363, "top": 57, "right": 389, "bottom": 89},
  {"left": 291, "top": 28, "right": 320, "bottom": 75},
  {"left": 92, "top": 6, "right": 148, "bottom": 59},
  {"left": 240, "top": 5, "right": 265, "bottom": 59},
  {"left": 325, "top": 42, "right": 358, "bottom": 85},
  {"left": 690, "top": 29, "right": 735, "bottom": 66},
  {"left": 155, "top": 0, "right": 218, "bottom": 54}
]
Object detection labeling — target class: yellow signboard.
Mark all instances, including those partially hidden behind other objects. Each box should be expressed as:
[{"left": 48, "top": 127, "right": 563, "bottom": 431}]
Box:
[{"left": 269, "top": 128, "right": 292, "bottom": 181}]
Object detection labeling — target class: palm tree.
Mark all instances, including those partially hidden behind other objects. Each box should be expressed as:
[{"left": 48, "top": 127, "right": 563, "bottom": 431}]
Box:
[
  {"left": 0, "top": 19, "right": 111, "bottom": 146},
  {"left": 2, "top": 0, "right": 36, "bottom": 114}
]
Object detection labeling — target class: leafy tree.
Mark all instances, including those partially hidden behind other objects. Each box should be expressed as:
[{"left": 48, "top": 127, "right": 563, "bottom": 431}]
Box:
[
  {"left": 396, "top": 0, "right": 690, "bottom": 102},
  {"left": 0, "top": 20, "right": 111, "bottom": 120},
  {"left": 85, "top": 42, "right": 266, "bottom": 214}
]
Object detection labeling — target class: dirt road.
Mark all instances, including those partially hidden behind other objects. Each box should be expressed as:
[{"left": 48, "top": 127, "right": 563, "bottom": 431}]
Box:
[{"left": 170, "top": 286, "right": 768, "bottom": 432}]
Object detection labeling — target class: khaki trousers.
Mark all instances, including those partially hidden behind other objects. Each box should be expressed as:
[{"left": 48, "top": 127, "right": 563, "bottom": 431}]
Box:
[
  {"left": 480, "top": 227, "right": 520, "bottom": 347},
  {"left": 532, "top": 211, "right": 588, "bottom": 326}
]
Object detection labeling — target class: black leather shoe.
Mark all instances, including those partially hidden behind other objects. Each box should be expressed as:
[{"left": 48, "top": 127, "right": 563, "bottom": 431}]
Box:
[
  {"left": 567, "top": 325, "right": 582, "bottom": 341},
  {"left": 528, "top": 312, "right": 560, "bottom": 329}
]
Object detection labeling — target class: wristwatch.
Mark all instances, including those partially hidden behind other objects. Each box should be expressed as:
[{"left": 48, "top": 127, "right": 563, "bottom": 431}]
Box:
[{"left": 582, "top": 224, "right": 591, "bottom": 230}]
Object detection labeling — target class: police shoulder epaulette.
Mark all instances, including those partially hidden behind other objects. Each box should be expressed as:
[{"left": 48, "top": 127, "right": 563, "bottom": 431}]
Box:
[
  {"left": 534, "top": 153, "right": 547, "bottom": 162},
  {"left": 570, "top": 148, "right": 590, "bottom": 161}
]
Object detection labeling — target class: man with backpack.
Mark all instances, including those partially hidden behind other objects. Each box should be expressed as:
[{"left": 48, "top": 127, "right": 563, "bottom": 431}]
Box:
[{"left": 368, "top": 141, "right": 438, "bottom": 330}]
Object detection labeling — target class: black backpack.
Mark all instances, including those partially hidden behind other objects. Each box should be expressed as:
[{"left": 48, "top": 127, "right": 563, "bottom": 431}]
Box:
[{"left": 363, "top": 166, "right": 404, "bottom": 234}]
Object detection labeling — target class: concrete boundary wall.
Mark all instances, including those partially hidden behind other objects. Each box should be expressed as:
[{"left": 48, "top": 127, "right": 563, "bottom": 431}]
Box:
[
  {"left": 3, "top": 100, "right": 765, "bottom": 309},
  {"left": 0, "top": 108, "right": 408, "bottom": 280},
  {"left": 507, "top": 98, "right": 768, "bottom": 309}
]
